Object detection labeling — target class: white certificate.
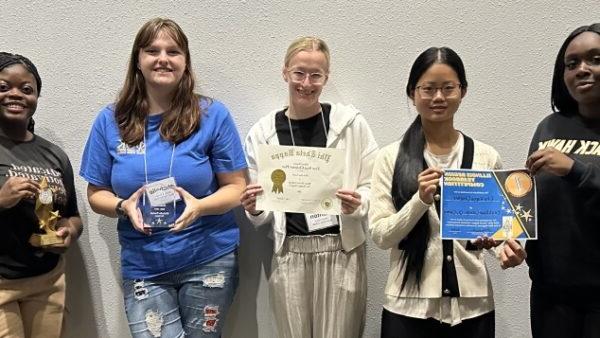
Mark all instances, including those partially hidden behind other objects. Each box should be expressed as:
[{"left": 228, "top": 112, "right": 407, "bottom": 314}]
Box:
[{"left": 256, "top": 144, "right": 344, "bottom": 215}]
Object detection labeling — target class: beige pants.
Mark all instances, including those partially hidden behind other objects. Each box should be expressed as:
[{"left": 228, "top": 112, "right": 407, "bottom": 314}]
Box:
[
  {"left": 269, "top": 235, "right": 367, "bottom": 338},
  {"left": 0, "top": 257, "right": 66, "bottom": 338}
]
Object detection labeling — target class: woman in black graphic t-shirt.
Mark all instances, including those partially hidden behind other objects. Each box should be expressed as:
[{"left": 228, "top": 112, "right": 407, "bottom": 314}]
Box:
[{"left": 0, "top": 52, "right": 81, "bottom": 338}]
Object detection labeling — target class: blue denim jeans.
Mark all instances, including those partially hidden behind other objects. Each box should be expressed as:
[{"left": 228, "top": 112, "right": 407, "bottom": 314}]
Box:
[{"left": 122, "top": 250, "right": 238, "bottom": 338}]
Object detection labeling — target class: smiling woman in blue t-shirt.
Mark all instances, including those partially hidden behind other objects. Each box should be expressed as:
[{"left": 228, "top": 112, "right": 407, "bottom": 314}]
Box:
[{"left": 80, "top": 18, "right": 247, "bottom": 338}]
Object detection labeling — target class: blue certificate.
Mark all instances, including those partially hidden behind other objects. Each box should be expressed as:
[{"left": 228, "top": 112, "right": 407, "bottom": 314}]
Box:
[{"left": 440, "top": 169, "right": 537, "bottom": 240}]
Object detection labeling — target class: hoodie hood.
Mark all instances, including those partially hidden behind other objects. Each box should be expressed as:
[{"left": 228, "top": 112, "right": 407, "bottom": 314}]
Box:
[{"left": 254, "top": 101, "right": 361, "bottom": 147}]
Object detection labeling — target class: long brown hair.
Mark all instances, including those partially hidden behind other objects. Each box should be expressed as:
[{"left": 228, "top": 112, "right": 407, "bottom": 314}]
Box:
[{"left": 115, "top": 18, "right": 205, "bottom": 145}]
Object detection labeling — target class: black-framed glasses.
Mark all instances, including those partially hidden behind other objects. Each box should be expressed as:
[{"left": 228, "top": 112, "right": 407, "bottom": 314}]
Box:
[{"left": 416, "top": 83, "right": 462, "bottom": 99}]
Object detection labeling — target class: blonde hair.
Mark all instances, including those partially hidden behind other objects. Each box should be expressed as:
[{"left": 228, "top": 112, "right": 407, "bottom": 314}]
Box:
[{"left": 284, "top": 37, "right": 331, "bottom": 72}]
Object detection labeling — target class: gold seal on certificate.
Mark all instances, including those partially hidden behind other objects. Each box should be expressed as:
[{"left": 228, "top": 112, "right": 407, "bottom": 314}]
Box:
[
  {"left": 504, "top": 172, "right": 533, "bottom": 198},
  {"left": 321, "top": 198, "right": 333, "bottom": 210},
  {"left": 256, "top": 144, "right": 344, "bottom": 215},
  {"left": 29, "top": 177, "right": 63, "bottom": 247},
  {"left": 271, "top": 169, "right": 286, "bottom": 193}
]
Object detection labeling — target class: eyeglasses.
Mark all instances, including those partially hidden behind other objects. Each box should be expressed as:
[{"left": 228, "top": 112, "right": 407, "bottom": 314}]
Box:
[
  {"left": 287, "top": 70, "right": 327, "bottom": 84},
  {"left": 415, "top": 83, "right": 462, "bottom": 99}
]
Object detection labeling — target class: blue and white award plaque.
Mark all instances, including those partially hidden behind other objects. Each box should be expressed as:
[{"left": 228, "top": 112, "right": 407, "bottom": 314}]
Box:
[{"left": 140, "top": 177, "right": 180, "bottom": 229}]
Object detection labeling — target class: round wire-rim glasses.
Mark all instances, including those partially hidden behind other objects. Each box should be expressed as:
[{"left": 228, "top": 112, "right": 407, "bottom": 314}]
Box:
[
  {"left": 416, "top": 83, "right": 462, "bottom": 99},
  {"left": 287, "top": 69, "right": 327, "bottom": 85}
]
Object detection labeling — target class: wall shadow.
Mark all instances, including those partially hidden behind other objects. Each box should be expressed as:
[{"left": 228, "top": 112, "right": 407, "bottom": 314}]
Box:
[
  {"left": 223, "top": 207, "right": 274, "bottom": 338},
  {"left": 37, "top": 127, "right": 107, "bottom": 338}
]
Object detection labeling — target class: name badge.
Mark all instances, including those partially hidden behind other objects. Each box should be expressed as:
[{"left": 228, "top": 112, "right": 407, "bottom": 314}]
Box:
[
  {"left": 305, "top": 213, "right": 339, "bottom": 232},
  {"left": 145, "top": 177, "right": 180, "bottom": 207}
]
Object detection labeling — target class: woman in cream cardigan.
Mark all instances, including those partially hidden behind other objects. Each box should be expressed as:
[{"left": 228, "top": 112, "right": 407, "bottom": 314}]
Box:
[{"left": 369, "top": 47, "right": 525, "bottom": 337}]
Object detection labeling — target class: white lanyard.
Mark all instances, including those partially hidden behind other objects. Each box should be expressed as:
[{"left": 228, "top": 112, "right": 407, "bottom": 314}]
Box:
[
  {"left": 286, "top": 109, "right": 328, "bottom": 147},
  {"left": 142, "top": 127, "right": 176, "bottom": 185},
  {"left": 142, "top": 127, "right": 176, "bottom": 208}
]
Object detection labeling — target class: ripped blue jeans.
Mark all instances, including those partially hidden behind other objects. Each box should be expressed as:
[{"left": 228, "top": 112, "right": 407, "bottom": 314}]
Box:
[{"left": 122, "top": 251, "right": 238, "bottom": 338}]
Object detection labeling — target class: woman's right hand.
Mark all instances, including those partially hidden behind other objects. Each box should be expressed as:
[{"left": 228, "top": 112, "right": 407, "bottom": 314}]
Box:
[
  {"left": 418, "top": 168, "right": 444, "bottom": 205},
  {"left": 121, "top": 187, "right": 149, "bottom": 234},
  {"left": 240, "top": 183, "right": 263, "bottom": 215},
  {"left": 0, "top": 177, "right": 40, "bottom": 209},
  {"left": 526, "top": 147, "right": 574, "bottom": 176}
]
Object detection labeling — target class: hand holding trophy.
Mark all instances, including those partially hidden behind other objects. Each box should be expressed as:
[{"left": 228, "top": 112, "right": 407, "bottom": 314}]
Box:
[{"left": 29, "top": 177, "right": 64, "bottom": 247}]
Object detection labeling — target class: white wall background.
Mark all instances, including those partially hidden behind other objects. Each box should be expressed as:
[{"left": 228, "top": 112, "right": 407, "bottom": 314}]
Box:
[{"left": 2, "top": 1, "right": 598, "bottom": 337}]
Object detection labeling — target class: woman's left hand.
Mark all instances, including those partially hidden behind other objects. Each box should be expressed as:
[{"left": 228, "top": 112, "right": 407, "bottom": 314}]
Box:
[
  {"left": 44, "top": 217, "right": 80, "bottom": 254},
  {"left": 172, "top": 187, "right": 203, "bottom": 232},
  {"left": 336, "top": 189, "right": 362, "bottom": 214}
]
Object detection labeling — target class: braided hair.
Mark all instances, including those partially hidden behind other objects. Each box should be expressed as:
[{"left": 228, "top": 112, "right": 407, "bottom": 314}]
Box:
[{"left": 0, "top": 52, "right": 42, "bottom": 132}]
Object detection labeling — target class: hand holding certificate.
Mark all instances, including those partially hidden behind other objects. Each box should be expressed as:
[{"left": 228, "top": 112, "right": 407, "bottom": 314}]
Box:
[
  {"left": 255, "top": 144, "right": 345, "bottom": 214},
  {"left": 440, "top": 169, "right": 537, "bottom": 240}
]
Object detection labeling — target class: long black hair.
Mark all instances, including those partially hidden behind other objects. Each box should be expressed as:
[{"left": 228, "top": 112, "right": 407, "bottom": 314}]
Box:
[
  {"left": 551, "top": 23, "right": 600, "bottom": 115},
  {"left": 0, "top": 52, "right": 42, "bottom": 133},
  {"left": 391, "top": 47, "right": 468, "bottom": 291}
]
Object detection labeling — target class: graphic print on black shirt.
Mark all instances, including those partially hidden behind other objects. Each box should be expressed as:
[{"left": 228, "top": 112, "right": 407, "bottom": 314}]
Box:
[
  {"left": 5, "top": 163, "right": 68, "bottom": 205},
  {"left": 275, "top": 103, "right": 340, "bottom": 236},
  {"left": 0, "top": 134, "right": 79, "bottom": 279},
  {"left": 526, "top": 113, "right": 600, "bottom": 298}
]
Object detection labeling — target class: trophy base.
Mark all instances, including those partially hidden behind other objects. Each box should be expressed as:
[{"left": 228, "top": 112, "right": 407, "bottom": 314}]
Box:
[{"left": 29, "top": 233, "right": 64, "bottom": 247}]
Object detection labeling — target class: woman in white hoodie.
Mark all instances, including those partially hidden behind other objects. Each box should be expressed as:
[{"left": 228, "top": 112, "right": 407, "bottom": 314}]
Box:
[{"left": 240, "top": 37, "right": 378, "bottom": 338}]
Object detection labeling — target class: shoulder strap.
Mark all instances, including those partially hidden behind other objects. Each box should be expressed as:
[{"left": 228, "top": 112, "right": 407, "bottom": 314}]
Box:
[
  {"left": 434, "top": 133, "right": 475, "bottom": 216},
  {"left": 460, "top": 133, "right": 474, "bottom": 169}
]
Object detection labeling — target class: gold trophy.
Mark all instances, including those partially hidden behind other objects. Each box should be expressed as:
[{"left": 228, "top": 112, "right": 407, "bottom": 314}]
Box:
[{"left": 29, "top": 177, "right": 63, "bottom": 247}]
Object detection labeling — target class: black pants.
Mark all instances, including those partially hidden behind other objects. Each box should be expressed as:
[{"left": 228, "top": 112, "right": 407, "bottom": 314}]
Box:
[
  {"left": 380, "top": 307, "right": 495, "bottom": 338},
  {"left": 530, "top": 285, "right": 600, "bottom": 338}
]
